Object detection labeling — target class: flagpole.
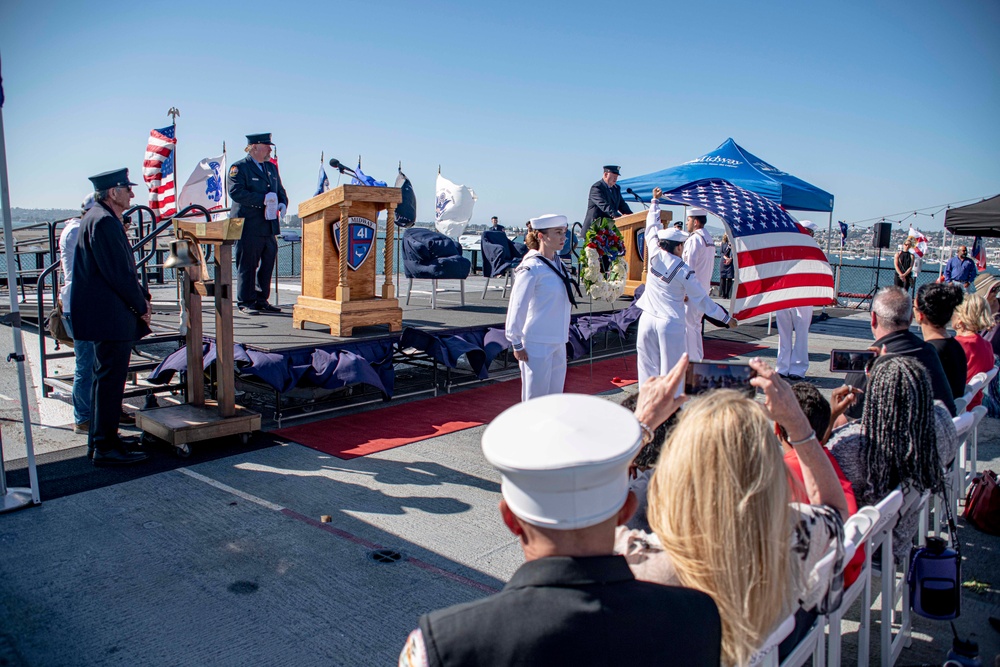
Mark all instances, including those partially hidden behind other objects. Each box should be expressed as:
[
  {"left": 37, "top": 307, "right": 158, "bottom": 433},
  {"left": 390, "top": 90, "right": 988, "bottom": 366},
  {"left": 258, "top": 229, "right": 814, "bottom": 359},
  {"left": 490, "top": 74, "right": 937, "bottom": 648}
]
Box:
[
  {"left": 0, "top": 87, "right": 41, "bottom": 511},
  {"left": 223, "top": 141, "right": 228, "bottom": 209},
  {"left": 168, "top": 107, "right": 178, "bottom": 224}
]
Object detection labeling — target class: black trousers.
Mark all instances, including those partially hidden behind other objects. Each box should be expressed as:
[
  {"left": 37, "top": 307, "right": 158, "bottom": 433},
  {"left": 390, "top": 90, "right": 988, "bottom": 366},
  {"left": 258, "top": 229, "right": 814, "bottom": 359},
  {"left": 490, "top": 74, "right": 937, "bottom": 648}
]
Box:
[
  {"left": 235, "top": 235, "right": 277, "bottom": 307},
  {"left": 720, "top": 277, "right": 734, "bottom": 299},
  {"left": 90, "top": 340, "right": 132, "bottom": 452}
]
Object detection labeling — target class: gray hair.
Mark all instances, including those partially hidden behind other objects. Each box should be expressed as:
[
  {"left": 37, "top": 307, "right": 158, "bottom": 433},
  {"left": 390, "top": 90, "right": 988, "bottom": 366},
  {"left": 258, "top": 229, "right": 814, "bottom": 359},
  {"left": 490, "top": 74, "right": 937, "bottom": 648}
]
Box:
[
  {"left": 94, "top": 188, "right": 112, "bottom": 202},
  {"left": 872, "top": 286, "right": 913, "bottom": 330}
]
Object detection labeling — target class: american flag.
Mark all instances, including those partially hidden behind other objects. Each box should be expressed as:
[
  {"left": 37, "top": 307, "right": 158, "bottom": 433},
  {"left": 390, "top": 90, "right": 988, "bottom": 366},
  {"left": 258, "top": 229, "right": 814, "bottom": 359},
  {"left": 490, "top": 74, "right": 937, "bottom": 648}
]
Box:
[
  {"left": 143, "top": 125, "right": 177, "bottom": 220},
  {"left": 663, "top": 178, "right": 834, "bottom": 320},
  {"left": 973, "top": 236, "right": 987, "bottom": 270}
]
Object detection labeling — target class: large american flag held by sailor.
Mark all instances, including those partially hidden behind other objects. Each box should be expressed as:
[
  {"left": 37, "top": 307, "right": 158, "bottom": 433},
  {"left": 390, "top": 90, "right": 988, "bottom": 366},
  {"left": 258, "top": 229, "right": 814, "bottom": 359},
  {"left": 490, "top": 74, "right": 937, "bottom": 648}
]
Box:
[
  {"left": 144, "top": 125, "right": 177, "bottom": 221},
  {"left": 663, "top": 178, "right": 834, "bottom": 320}
]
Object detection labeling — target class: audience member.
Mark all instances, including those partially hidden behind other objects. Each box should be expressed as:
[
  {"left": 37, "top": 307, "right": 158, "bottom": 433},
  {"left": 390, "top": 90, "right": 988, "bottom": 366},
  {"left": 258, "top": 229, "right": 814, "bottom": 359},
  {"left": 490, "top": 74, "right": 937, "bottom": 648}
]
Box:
[
  {"left": 617, "top": 357, "right": 847, "bottom": 667},
  {"left": 914, "top": 282, "right": 967, "bottom": 400},
  {"left": 59, "top": 195, "right": 97, "bottom": 434},
  {"left": 620, "top": 392, "right": 678, "bottom": 532},
  {"left": 943, "top": 245, "right": 977, "bottom": 289},
  {"left": 399, "top": 389, "right": 722, "bottom": 667},
  {"left": 952, "top": 293, "right": 996, "bottom": 409},
  {"left": 828, "top": 355, "right": 957, "bottom": 562},
  {"left": 844, "top": 286, "right": 956, "bottom": 418}
]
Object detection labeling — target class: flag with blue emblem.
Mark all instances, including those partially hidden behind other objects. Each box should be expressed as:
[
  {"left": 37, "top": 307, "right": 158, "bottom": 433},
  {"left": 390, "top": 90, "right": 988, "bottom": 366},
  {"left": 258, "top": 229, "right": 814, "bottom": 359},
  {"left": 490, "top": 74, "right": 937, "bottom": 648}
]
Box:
[
  {"left": 315, "top": 165, "right": 330, "bottom": 196},
  {"left": 839, "top": 221, "right": 849, "bottom": 247},
  {"left": 177, "top": 154, "right": 227, "bottom": 216},
  {"left": 435, "top": 172, "right": 477, "bottom": 240},
  {"left": 662, "top": 178, "right": 834, "bottom": 320}
]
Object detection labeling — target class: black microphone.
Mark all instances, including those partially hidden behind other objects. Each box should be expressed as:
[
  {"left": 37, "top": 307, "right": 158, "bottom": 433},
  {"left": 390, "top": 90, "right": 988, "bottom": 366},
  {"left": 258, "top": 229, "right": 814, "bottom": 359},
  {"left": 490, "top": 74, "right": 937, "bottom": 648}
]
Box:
[
  {"left": 626, "top": 188, "right": 648, "bottom": 210},
  {"left": 328, "top": 158, "right": 357, "bottom": 178}
]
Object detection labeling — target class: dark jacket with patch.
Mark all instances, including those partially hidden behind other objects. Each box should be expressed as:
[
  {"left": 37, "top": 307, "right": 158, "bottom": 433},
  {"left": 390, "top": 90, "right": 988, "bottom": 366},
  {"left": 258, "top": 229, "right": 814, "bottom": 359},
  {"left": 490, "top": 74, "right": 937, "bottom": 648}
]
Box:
[
  {"left": 417, "top": 555, "right": 721, "bottom": 666},
  {"left": 227, "top": 155, "right": 288, "bottom": 237},
  {"left": 69, "top": 202, "right": 151, "bottom": 342},
  {"left": 583, "top": 180, "right": 632, "bottom": 232}
]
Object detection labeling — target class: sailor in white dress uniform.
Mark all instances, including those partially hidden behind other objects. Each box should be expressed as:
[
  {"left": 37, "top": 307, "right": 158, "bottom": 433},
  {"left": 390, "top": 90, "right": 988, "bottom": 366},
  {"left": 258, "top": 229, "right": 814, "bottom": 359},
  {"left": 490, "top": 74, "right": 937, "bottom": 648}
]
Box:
[
  {"left": 505, "top": 214, "right": 574, "bottom": 401},
  {"left": 775, "top": 219, "right": 818, "bottom": 379},
  {"left": 637, "top": 189, "right": 736, "bottom": 386},
  {"left": 682, "top": 207, "right": 716, "bottom": 361}
]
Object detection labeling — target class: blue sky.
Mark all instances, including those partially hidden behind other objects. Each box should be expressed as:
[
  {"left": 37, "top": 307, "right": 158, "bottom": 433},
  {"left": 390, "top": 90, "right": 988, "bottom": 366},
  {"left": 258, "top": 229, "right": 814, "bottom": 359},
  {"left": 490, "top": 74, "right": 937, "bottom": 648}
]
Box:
[{"left": 1, "top": 0, "right": 997, "bottom": 232}]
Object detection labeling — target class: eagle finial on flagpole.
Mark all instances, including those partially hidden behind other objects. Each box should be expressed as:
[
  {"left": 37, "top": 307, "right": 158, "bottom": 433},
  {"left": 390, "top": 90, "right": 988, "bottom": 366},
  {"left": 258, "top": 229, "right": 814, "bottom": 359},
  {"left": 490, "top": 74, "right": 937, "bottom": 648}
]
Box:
[
  {"left": 398, "top": 161, "right": 402, "bottom": 173},
  {"left": 167, "top": 107, "right": 179, "bottom": 124},
  {"left": 321, "top": 151, "right": 324, "bottom": 164},
  {"left": 438, "top": 164, "right": 441, "bottom": 175}
]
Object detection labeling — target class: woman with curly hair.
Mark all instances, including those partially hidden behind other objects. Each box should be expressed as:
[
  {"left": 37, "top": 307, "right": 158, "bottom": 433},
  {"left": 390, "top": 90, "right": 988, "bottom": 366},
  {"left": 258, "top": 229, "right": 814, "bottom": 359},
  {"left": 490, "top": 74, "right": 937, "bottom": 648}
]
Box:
[
  {"left": 914, "top": 282, "right": 967, "bottom": 399},
  {"left": 828, "top": 355, "right": 957, "bottom": 561},
  {"left": 952, "top": 293, "right": 997, "bottom": 408}
]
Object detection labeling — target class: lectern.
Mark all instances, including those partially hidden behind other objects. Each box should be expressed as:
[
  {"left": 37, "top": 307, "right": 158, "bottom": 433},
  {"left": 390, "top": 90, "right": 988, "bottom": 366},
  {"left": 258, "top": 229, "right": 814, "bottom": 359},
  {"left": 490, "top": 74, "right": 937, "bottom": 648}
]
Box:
[
  {"left": 613, "top": 209, "right": 672, "bottom": 296},
  {"left": 293, "top": 185, "right": 404, "bottom": 336}
]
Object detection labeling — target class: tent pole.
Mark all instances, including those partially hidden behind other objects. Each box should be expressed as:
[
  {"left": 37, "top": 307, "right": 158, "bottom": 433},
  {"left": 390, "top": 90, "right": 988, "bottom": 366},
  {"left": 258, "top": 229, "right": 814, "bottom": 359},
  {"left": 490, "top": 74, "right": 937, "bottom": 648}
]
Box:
[{"left": 0, "top": 100, "right": 41, "bottom": 512}]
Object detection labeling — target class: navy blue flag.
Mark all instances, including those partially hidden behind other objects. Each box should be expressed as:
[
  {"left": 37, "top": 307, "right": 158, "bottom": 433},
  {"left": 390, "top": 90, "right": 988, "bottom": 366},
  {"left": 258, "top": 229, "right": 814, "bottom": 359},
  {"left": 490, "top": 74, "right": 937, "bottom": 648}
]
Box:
[
  {"left": 314, "top": 165, "right": 329, "bottom": 196},
  {"left": 839, "top": 221, "right": 849, "bottom": 247}
]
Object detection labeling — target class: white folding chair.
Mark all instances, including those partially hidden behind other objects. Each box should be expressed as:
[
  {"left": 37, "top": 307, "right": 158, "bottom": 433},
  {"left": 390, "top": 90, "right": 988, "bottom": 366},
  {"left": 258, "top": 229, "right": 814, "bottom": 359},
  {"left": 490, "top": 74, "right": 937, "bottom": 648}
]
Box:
[
  {"left": 879, "top": 487, "right": 927, "bottom": 667},
  {"left": 757, "top": 614, "right": 796, "bottom": 667},
  {"left": 963, "top": 371, "right": 989, "bottom": 408},
  {"left": 405, "top": 277, "right": 466, "bottom": 309},
  {"left": 778, "top": 541, "right": 850, "bottom": 667},
  {"left": 924, "top": 411, "right": 976, "bottom": 539},
  {"left": 963, "top": 404, "right": 989, "bottom": 494},
  {"left": 827, "top": 505, "right": 882, "bottom": 667},
  {"left": 952, "top": 396, "right": 968, "bottom": 414}
]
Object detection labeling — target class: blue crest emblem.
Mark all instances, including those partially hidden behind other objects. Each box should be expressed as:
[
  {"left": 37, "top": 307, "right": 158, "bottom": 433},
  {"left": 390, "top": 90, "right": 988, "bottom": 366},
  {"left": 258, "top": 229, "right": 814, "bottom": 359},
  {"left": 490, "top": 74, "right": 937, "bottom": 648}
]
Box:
[
  {"left": 205, "top": 161, "right": 223, "bottom": 204},
  {"left": 435, "top": 191, "right": 451, "bottom": 220},
  {"left": 636, "top": 229, "right": 645, "bottom": 259},
  {"left": 333, "top": 217, "right": 377, "bottom": 270}
]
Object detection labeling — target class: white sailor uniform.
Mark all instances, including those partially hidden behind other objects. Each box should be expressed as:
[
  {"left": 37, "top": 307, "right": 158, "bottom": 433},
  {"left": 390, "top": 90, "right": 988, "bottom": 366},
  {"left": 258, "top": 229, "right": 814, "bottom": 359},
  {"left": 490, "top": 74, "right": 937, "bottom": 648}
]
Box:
[
  {"left": 505, "top": 249, "right": 572, "bottom": 401},
  {"left": 682, "top": 226, "right": 715, "bottom": 361},
  {"left": 776, "top": 306, "right": 813, "bottom": 378},
  {"left": 637, "top": 200, "right": 730, "bottom": 386}
]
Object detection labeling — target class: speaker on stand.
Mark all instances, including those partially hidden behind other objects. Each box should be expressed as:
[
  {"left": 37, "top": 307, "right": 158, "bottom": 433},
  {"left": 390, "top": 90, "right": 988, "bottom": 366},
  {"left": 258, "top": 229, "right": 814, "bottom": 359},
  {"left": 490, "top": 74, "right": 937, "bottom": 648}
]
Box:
[{"left": 862, "top": 222, "right": 893, "bottom": 310}]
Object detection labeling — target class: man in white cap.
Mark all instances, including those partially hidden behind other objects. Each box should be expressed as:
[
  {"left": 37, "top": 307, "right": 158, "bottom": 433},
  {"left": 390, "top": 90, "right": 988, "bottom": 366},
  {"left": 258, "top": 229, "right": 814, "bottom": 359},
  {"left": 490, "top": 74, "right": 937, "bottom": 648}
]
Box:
[
  {"left": 775, "top": 220, "right": 818, "bottom": 380},
  {"left": 399, "top": 389, "right": 722, "bottom": 667},
  {"left": 505, "top": 214, "right": 579, "bottom": 401},
  {"left": 636, "top": 188, "right": 735, "bottom": 386},
  {"left": 682, "top": 206, "right": 716, "bottom": 361}
]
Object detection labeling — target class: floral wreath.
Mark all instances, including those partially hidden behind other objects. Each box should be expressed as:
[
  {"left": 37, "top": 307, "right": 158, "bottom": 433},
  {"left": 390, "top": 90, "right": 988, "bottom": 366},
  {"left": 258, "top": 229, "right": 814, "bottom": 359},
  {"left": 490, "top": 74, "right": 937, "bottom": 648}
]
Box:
[{"left": 579, "top": 217, "right": 627, "bottom": 302}]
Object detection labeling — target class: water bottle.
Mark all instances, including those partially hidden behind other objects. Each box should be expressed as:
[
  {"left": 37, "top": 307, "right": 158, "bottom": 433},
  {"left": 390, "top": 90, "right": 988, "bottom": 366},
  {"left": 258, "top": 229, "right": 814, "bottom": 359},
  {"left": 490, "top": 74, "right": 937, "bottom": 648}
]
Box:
[{"left": 944, "top": 634, "right": 982, "bottom": 667}]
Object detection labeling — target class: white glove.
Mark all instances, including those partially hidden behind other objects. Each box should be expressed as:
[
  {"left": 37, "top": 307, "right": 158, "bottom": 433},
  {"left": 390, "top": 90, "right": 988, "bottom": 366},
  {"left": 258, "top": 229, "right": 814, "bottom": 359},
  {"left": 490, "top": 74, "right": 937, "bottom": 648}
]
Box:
[
  {"left": 277, "top": 203, "right": 287, "bottom": 220},
  {"left": 264, "top": 192, "right": 278, "bottom": 220}
]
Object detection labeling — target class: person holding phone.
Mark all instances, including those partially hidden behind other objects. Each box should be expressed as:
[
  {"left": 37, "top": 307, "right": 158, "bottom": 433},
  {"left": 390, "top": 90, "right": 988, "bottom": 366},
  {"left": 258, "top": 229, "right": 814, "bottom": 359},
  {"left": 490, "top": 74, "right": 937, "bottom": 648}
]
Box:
[
  {"left": 505, "top": 214, "right": 576, "bottom": 401},
  {"left": 636, "top": 188, "right": 737, "bottom": 387}
]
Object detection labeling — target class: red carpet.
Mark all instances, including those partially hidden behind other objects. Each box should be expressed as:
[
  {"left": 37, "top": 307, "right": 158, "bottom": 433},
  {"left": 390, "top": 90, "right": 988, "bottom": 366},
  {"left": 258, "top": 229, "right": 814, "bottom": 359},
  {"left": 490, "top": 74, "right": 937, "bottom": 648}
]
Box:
[{"left": 275, "top": 339, "right": 763, "bottom": 459}]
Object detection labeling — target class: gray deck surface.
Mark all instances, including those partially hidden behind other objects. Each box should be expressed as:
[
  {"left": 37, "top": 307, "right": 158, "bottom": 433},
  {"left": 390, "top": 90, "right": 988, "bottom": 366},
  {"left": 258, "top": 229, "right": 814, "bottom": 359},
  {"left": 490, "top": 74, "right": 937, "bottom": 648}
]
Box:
[{"left": 2, "top": 299, "right": 999, "bottom": 666}]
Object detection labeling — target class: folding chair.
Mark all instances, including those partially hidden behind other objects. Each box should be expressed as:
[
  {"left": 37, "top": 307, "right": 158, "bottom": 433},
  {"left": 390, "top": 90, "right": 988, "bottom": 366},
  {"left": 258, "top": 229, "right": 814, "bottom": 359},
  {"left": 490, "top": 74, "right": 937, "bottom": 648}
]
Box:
[
  {"left": 480, "top": 230, "right": 523, "bottom": 299},
  {"left": 401, "top": 228, "right": 471, "bottom": 309},
  {"left": 878, "top": 487, "right": 927, "bottom": 667},
  {"left": 828, "top": 503, "right": 887, "bottom": 667}
]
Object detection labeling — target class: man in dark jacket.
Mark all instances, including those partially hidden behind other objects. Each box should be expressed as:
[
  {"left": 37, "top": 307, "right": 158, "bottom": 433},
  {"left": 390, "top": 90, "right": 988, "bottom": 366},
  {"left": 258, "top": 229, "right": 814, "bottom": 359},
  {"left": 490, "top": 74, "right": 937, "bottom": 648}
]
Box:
[
  {"left": 228, "top": 133, "right": 288, "bottom": 315},
  {"left": 582, "top": 165, "right": 632, "bottom": 235},
  {"left": 70, "top": 168, "right": 150, "bottom": 465},
  {"left": 845, "top": 286, "right": 956, "bottom": 418},
  {"left": 398, "top": 392, "right": 721, "bottom": 667}
]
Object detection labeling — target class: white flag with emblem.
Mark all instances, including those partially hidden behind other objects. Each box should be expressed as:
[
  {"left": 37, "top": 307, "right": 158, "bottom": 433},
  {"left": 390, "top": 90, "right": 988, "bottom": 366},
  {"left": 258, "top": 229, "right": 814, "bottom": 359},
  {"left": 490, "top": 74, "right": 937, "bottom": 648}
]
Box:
[
  {"left": 177, "top": 154, "right": 227, "bottom": 215},
  {"left": 434, "top": 173, "right": 477, "bottom": 240}
]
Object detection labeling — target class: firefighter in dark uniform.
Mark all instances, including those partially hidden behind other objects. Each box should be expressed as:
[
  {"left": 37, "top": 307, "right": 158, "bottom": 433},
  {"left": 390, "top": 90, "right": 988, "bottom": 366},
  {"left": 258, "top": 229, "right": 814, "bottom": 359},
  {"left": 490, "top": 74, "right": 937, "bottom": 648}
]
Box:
[
  {"left": 582, "top": 164, "right": 632, "bottom": 235},
  {"left": 228, "top": 132, "right": 288, "bottom": 315}
]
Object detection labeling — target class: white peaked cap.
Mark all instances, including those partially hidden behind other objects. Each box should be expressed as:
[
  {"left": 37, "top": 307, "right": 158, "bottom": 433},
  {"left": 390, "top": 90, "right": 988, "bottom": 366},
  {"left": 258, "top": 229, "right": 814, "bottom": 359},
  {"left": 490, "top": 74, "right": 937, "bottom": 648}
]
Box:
[
  {"left": 529, "top": 214, "right": 568, "bottom": 230},
  {"left": 481, "top": 394, "right": 642, "bottom": 530},
  {"left": 799, "top": 219, "right": 818, "bottom": 231},
  {"left": 688, "top": 207, "right": 709, "bottom": 217},
  {"left": 657, "top": 227, "right": 689, "bottom": 243},
  {"left": 81, "top": 194, "right": 96, "bottom": 211}
]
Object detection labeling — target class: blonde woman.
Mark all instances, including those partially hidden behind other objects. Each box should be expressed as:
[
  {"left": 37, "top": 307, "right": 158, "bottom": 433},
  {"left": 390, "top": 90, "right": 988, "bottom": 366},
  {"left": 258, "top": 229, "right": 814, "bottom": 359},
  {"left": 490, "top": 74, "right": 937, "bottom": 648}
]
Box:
[
  {"left": 953, "top": 293, "right": 996, "bottom": 408},
  {"left": 619, "top": 358, "right": 847, "bottom": 667},
  {"left": 893, "top": 237, "right": 916, "bottom": 290}
]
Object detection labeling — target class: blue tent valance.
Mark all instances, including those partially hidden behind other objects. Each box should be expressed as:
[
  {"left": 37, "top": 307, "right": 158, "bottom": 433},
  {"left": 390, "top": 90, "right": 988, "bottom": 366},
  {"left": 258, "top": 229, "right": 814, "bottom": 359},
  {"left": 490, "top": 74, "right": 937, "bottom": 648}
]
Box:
[{"left": 617, "top": 138, "right": 834, "bottom": 213}]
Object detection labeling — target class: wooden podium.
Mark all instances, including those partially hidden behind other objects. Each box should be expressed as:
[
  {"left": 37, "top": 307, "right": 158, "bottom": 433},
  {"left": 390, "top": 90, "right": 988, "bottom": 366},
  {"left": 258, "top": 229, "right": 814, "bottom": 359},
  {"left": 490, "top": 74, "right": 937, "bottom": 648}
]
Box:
[
  {"left": 293, "top": 185, "right": 404, "bottom": 336},
  {"left": 613, "top": 209, "right": 672, "bottom": 296}
]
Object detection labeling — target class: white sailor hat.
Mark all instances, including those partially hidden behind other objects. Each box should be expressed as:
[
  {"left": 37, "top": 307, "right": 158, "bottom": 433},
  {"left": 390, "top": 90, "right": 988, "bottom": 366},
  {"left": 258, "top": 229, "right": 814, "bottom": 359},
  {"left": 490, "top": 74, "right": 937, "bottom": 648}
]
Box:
[
  {"left": 529, "top": 214, "right": 568, "bottom": 230},
  {"left": 799, "top": 219, "right": 818, "bottom": 231},
  {"left": 482, "top": 394, "right": 642, "bottom": 530},
  {"left": 687, "top": 207, "right": 709, "bottom": 218},
  {"left": 657, "top": 227, "right": 689, "bottom": 243},
  {"left": 81, "top": 194, "right": 96, "bottom": 212}
]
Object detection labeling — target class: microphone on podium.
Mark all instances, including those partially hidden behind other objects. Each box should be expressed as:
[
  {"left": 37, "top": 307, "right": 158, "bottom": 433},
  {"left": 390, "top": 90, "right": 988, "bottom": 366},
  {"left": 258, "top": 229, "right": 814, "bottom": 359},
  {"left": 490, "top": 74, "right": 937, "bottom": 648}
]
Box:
[
  {"left": 626, "top": 188, "right": 648, "bottom": 210},
  {"left": 328, "top": 158, "right": 358, "bottom": 179}
]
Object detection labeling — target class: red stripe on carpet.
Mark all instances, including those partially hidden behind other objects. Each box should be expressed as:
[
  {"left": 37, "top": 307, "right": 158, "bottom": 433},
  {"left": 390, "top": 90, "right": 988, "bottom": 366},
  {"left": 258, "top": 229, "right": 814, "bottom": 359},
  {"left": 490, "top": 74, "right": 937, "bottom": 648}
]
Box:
[{"left": 275, "top": 340, "right": 763, "bottom": 459}]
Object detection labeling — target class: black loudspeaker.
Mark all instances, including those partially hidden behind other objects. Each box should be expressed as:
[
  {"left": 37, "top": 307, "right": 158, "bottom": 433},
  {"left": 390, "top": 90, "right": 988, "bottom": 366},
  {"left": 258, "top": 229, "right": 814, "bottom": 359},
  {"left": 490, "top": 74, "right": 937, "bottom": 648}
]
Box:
[{"left": 872, "top": 222, "right": 892, "bottom": 249}]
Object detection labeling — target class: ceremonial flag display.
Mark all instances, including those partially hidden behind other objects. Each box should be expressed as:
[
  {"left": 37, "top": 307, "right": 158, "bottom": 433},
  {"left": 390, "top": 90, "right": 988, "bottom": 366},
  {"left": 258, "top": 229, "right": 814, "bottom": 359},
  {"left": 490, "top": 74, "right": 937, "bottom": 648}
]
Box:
[
  {"left": 973, "top": 236, "right": 987, "bottom": 270},
  {"left": 839, "top": 221, "right": 849, "bottom": 247},
  {"left": 143, "top": 125, "right": 177, "bottom": 220},
  {"left": 393, "top": 169, "right": 416, "bottom": 228},
  {"left": 352, "top": 162, "right": 387, "bottom": 187},
  {"left": 177, "top": 154, "right": 226, "bottom": 215},
  {"left": 435, "top": 172, "right": 477, "bottom": 240},
  {"left": 662, "top": 178, "right": 834, "bottom": 320},
  {"left": 314, "top": 165, "right": 330, "bottom": 196},
  {"left": 907, "top": 226, "right": 929, "bottom": 257}
]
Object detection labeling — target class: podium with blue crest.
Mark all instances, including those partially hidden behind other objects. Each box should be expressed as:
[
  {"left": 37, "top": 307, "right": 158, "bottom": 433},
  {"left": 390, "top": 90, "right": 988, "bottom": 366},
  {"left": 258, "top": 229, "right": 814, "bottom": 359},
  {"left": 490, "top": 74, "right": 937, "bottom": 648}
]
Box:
[{"left": 292, "top": 185, "right": 403, "bottom": 336}]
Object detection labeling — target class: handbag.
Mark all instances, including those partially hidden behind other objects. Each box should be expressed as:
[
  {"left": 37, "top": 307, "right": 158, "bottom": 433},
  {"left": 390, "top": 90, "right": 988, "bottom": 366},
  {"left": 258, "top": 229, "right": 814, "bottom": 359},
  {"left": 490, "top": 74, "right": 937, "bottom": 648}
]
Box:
[
  {"left": 46, "top": 300, "right": 73, "bottom": 346},
  {"left": 908, "top": 479, "right": 961, "bottom": 620},
  {"left": 964, "top": 470, "right": 1000, "bottom": 535}
]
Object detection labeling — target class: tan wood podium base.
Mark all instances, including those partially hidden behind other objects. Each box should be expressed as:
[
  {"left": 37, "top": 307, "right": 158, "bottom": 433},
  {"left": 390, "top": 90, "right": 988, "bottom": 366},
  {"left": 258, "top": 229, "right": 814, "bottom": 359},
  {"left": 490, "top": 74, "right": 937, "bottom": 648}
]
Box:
[
  {"left": 293, "top": 295, "right": 402, "bottom": 337},
  {"left": 136, "top": 402, "right": 260, "bottom": 448},
  {"left": 625, "top": 279, "right": 643, "bottom": 297}
]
